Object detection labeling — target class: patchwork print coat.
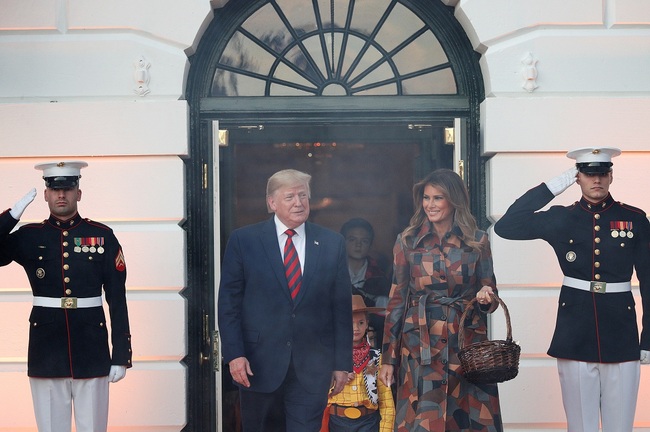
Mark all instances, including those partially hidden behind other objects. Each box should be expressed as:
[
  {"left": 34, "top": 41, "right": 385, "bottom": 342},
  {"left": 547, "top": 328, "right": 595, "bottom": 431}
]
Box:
[{"left": 382, "top": 222, "right": 502, "bottom": 432}]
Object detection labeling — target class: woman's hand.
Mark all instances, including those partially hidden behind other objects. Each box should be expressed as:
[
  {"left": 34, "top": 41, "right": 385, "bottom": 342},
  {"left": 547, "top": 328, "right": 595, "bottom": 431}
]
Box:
[
  {"left": 476, "top": 286, "right": 495, "bottom": 304},
  {"left": 379, "top": 364, "right": 394, "bottom": 387}
]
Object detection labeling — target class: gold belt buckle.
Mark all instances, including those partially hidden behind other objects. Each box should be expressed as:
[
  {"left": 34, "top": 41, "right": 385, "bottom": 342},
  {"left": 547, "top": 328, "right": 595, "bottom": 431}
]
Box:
[
  {"left": 590, "top": 281, "right": 606, "bottom": 293},
  {"left": 61, "top": 297, "right": 78, "bottom": 309},
  {"left": 343, "top": 407, "right": 362, "bottom": 419}
]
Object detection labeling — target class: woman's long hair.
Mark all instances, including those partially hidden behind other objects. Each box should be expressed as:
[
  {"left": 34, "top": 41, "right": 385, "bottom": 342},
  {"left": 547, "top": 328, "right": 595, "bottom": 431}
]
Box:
[{"left": 401, "top": 169, "right": 481, "bottom": 251}]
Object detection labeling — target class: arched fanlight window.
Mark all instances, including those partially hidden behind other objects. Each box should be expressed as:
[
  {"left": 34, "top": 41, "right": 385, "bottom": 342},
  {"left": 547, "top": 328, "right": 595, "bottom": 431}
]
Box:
[{"left": 211, "top": 0, "right": 457, "bottom": 96}]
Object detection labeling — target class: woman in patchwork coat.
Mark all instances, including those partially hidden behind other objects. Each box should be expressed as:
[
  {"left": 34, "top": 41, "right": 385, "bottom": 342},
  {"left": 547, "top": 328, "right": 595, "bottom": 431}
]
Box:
[{"left": 379, "top": 169, "right": 503, "bottom": 432}]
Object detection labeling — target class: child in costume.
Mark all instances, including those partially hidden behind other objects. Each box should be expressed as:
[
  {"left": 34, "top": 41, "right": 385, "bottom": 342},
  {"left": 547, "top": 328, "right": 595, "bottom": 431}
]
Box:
[{"left": 323, "top": 295, "right": 395, "bottom": 432}]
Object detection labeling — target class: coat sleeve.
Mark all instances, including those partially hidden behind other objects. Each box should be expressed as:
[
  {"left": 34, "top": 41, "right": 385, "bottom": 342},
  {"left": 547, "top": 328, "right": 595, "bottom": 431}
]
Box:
[
  {"left": 217, "top": 230, "right": 247, "bottom": 364},
  {"left": 0, "top": 210, "right": 19, "bottom": 266},
  {"left": 633, "top": 213, "right": 650, "bottom": 350},
  {"left": 382, "top": 235, "right": 409, "bottom": 365},
  {"left": 475, "top": 231, "right": 499, "bottom": 314},
  {"left": 493, "top": 183, "right": 556, "bottom": 241},
  {"left": 102, "top": 228, "right": 132, "bottom": 368}
]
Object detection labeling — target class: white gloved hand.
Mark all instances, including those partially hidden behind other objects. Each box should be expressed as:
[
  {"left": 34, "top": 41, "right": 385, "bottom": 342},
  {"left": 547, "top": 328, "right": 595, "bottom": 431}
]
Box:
[
  {"left": 641, "top": 350, "right": 650, "bottom": 365},
  {"left": 108, "top": 365, "right": 127, "bottom": 383},
  {"left": 9, "top": 188, "right": 37, "bottom": 220},
  {"left": 544, "top": 167, "right": 578, "bottom": 196}
]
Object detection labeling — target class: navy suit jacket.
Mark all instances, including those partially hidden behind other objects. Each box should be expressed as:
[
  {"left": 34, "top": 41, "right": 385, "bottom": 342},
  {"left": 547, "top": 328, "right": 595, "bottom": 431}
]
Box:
[{"left": 218, "top": 218, "right": 353, "bottom": 394}]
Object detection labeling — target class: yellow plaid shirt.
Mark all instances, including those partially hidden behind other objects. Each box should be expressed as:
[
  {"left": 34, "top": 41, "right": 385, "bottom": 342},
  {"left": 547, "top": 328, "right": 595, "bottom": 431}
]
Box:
[{"left": 327, "top": 354, "right": 395, "bottom": 432}]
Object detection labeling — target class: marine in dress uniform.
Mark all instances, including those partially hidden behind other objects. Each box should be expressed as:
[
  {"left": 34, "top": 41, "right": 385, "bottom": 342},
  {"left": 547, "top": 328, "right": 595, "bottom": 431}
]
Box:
[
  {"left": 0, "top": 161, "right": 132, "bottom": 432},
  {"left": 494, "top": 148, "right": 650, "bottom": 432}
]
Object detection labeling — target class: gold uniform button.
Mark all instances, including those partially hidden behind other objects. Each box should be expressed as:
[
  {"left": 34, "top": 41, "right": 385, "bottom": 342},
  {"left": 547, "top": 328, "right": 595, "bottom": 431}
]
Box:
[
  {"left": 63, "top": 241, "right": 68, "bottom": 247},
  {"left": 595, "top": 249, "right": 600, "bottom": 255},
  {"left": 594, "top": 214, "right": 600, "bottom": 220},
  {"left": 38, "top": 256, "right": 43, "bottom": 260},
  {"left": 63, "top": 252, "right": 69, "bottom": 258},
  {"left": 65, "top": 289, "right": 72, "bottom": 295},
  {"left": 64, "top": 277, "right": 70, "bottom": 283},
  {"left": 594, "top": 226, "right": 600, "bottom": 231},
  {"left": 594, "top": 262, "right": 600, "bottom": 268},
  {"left": 63, "top": 264, "right": 69, "bottom": 270},
  {"left": 595, "top": 274, "right": 601, "bottom": 280},
  {"left": 595, "top": 237, "right": 601, "bottom": 244},
  {"left": 63, "top": 231, "right": 69, "bottom": 237}
]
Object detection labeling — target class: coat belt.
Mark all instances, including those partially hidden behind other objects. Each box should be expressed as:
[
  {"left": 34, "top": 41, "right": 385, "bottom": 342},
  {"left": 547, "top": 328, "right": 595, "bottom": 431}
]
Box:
[
  {"left": 410, "top": 290, "right": 469, "bottom": 365},
  {"left": 33, "top": 296, "right": 103, "bottom": 309},
  {"left": 563, "top": 276, "right": 631, "bottom": 294}
]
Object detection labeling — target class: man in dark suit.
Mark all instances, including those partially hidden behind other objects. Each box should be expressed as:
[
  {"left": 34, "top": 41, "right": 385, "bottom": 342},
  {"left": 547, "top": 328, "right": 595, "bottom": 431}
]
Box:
[{"left": 218, "top": 169, "right": 353, "bottom": 432}]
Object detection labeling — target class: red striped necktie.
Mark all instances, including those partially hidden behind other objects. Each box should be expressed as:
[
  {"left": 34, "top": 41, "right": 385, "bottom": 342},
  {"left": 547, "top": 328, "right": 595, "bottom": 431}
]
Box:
[{"left": 283, "top": 229, "right": 302, "bottom": 300}]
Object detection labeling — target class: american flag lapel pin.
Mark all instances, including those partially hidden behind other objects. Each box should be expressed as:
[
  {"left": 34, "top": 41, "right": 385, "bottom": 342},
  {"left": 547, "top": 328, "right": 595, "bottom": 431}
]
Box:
[{"left": 314, "top": 240, "right": 319, "bottom": 245}]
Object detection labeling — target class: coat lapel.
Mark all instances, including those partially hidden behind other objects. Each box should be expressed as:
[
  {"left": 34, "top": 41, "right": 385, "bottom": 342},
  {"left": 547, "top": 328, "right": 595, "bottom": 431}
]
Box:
[
  {"left": 260, "top": 218, "right": 292, "bottom": 301},
  {"left": 294, "top": 222, "right": 321, "bottom": 304}
]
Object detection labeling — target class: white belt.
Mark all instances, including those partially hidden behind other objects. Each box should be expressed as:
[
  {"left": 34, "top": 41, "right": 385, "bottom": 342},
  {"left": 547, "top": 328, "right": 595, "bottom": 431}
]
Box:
[
  {"left": 33, "top": 296, "right": 103, "bottom": 309},
  {"left": 563, "top": 276, "right": 631, "bottom": 294}
]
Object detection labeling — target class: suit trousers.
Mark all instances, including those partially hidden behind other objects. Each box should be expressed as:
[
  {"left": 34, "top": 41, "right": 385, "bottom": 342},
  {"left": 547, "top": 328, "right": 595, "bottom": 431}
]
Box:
[
  {"left": 239, "top": 360, "right": 329, "bottom": 432},
  {"left": 30, "top": 376, "right": 109, "bottom": 432},
  {"left": 557, "top": 359, "right": 639, "bottom": 432}
]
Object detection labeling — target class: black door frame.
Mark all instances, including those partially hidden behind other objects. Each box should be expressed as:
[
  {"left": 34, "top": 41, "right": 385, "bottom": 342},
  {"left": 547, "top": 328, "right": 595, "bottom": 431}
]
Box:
[{"left": 183, "top": 2, "right": 485, "bottom": 430}]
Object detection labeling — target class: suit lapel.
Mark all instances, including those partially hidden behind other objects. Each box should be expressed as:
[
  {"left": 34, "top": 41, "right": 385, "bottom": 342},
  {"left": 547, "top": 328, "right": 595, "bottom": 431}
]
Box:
[
  {"left": 260, "top": 218, "right": 292, "bottom": 301},
  {"left": 295, "top": 222, "right": 320, "bottom": 304}
]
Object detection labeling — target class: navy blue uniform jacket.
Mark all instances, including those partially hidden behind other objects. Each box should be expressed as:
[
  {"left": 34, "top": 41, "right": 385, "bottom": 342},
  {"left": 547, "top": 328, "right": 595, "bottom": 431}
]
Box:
[
  {"left": 0, "top": 210, "right": 132, "bottom": 378},
  {"left": 494, "top": 184, "right": 650, "bottom": 362},
  {"left": 218, "top": 218, "right": 353, "bottom": 394}
]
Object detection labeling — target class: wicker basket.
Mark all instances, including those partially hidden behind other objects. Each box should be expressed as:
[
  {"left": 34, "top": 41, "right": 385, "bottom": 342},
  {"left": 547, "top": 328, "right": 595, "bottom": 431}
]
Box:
[{"left": 458, "top": 294, "right": 520, "bottom": 384}]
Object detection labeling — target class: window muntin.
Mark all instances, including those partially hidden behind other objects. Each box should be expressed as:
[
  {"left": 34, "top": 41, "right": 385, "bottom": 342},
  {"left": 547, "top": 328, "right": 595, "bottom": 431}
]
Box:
[{"left": 211, "top": 0, "right": 457, "bottom": 97}]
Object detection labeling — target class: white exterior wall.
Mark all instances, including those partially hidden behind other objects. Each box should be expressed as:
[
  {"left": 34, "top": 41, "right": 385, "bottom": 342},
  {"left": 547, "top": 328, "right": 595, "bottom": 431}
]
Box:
[
  {"left": 1, "top": 0, "right": 649, "bottom": 430},
  {"left": 452, "top": 0, "right": 650, "bottom": 429}
]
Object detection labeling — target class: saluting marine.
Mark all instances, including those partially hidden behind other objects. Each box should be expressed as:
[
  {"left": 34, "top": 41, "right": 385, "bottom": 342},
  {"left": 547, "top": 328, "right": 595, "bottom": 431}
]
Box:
[
  {"left": 0, "top": 161, "right": 132, "bottom": 432},
  {"left": 494, "top": 147, "right": 650, "bottom": 432}
]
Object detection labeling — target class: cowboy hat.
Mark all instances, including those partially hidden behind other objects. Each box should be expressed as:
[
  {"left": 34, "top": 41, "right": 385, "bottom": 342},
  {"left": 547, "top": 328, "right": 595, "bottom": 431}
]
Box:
[{"left": 352, "top": 294, "right": 385, "bottom": 314}]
